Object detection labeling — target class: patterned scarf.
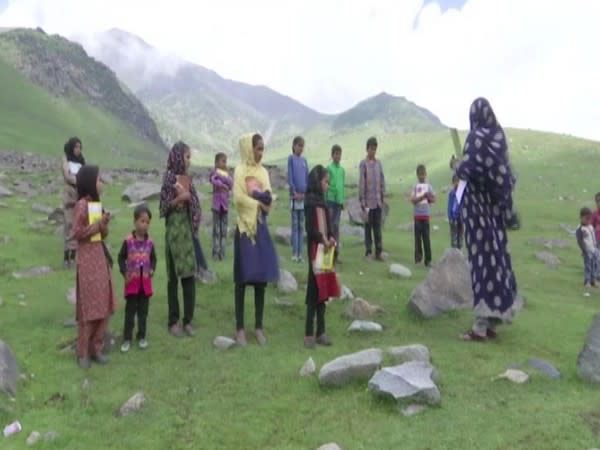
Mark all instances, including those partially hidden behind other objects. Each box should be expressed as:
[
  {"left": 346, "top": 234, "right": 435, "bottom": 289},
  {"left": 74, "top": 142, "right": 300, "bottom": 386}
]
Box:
[
  {"left": 463, "top": 97, "right": 515, "bottom": 213},
  {"left": 159, "top": 142, "right": 201, "bottom": 234}
]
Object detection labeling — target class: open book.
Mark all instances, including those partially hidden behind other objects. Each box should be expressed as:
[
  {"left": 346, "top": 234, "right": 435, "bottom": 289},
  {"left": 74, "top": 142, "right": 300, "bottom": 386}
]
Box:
[{"left": 88, "top": 202, "right": 102, "bottom": 242}]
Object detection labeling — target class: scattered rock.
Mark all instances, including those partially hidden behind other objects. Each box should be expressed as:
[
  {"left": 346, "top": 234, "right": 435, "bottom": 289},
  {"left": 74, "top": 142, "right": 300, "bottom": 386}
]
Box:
[
  {"left": 63, "top": 318, "right": 77, "bottom": 328},
  {"left": 401, "top": 404, "right": 427, "bottom": 416},
  {"left": 121, "top": 182, "right": 162, "bottom": 203},
  {"left": 26, "top": 431, "right": 41, "bottom": 445},
  {"left": 48, "top": 207, "right": 64, "bottom": 223},
  {"left": 558, "top": 223, "right": 576, "bottom": 236},
  {"left": 12, "top": 266, "right": 53, "bottom": 279},
  {"left": 0, "top": 340, "right": 19, "bottom": 396},
  {"left": 528, "top": 358, "right": 561, "bottom": 379},
  {"left": 103, "top": 331, "right": 117, "bottom": 353},
  {"left": 340, "top": 285, "right": 354, "bottom": 300},
  {"left": 44, "top": 431, "right": 59, "bottom": 442},
  {"left": 31, "top": 203, "right": 54, "bottom": 215},
  {"left": 340, "top": 225, "right": 363, "bottom": 237},
  {"left": 387, "top": 345, "right": 431, "bottom": 364},
  {"left": 529, "top": 237, "right": 570, "bottom": 249},
  {"left": 319, "top": 348, "right": 383, "bottom": 387},
  {"left": 274, "top": 298, "right": 295, "bottom": 307},
  {"left": 118, "top": 391, "right": 146, "bottom": 416},
  {"left": 196, "top": 269, "right": 218, "bottom": 284},
  {"left": 577, "top": 314, "right": 600, "bottom": 384},
  {"left": 535, "top": 251, "right": 560, "bottom": 267},
  {"left": 66, "top": 287, "right": 76, "bottom": 305},
  {"left": 277, "top": 270, "right": 298, "bottom": 294},
  {"left": 213, "top": 336, "right": 236, "bottom": 350},
  {"left": 0, "top": 184, "right": 13, "bottom": 197},
  {"left": 348, "top": 320, "right": 383, "bottom": 332},
  {"left": 343, "top": 298, "right": 384, "bottom": 320},
  {"left": 346, "top": 198, "right": 388, "bottom": 226},
  {"left": 408, "top": 248, "right": 472, "bottom": 318},
  {"left": 432, "top": 225, "right": 439, "bottom": 231},
  {"left": 494, "top": 369, "right": 529, "bottom": 384},
  {"left": 0, "top": 201, "right": 7, "bottom": 208},
  {"left": 368, "top": 361, "right": 441, "bottom": 405},
  {"left": 316, "top": 444, "right": 342, "bottom": 450},
  {"left": 390, "top": 264, "right": 412, "bottom": 278},
  {"left": 274, "top": 227, "right": 292, "bottom": 246},
  {"left": 299, "top": 357, "right": 316, "bottom": 377}
]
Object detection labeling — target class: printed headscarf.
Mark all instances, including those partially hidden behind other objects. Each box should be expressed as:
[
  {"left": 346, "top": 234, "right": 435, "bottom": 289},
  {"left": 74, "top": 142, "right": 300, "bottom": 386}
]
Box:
[
  {"left": 159, "top": 141, "right": 201, "bottom": 234},
  {"left": 457, "top": 97, "right": 515, "bottom": 213},
  {"left": 64, "top": 137, "right": 85, "bottom": 165}
]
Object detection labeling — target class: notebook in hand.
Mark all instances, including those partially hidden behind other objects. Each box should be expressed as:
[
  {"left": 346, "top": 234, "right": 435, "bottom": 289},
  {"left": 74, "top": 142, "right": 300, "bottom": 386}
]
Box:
[{"left": 88, "top": 202, "right": 102, "bottom": 242}]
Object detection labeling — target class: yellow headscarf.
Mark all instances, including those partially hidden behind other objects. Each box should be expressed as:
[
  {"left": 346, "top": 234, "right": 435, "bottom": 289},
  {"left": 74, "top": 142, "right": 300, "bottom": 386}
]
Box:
[{"left": 233, "top": 133, "right": 272, "bottom": 240}]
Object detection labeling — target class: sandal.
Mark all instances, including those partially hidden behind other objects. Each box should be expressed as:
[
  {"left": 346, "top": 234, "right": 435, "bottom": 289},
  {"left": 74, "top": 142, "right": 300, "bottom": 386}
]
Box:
[
  {"left": 486, "top": 329, "right": 498, "bottom": 339},
  {"left": 461, "top": 331, "right": 487, "bottom": 342}
]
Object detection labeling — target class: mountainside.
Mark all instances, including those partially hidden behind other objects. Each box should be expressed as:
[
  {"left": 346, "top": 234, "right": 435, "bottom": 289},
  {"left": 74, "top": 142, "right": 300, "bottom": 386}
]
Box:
[
  {"left": 0, "top": 28, "right": 165, "bottom": 149},
  {"left": 77, "top": 29, "right": 326, "bottom": 154}
]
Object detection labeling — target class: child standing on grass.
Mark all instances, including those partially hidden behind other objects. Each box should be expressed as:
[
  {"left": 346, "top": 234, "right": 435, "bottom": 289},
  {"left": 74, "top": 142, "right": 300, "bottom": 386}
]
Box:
[
  {"left": 411, "top": 164, "right": 435, "bottom": 266},
  {"left": 447, "top": 174, "right": 463, "bottom": 249},
  {"left": 287, "top": 136, "right": 309, "bottom": 263},
  {"left": 591, "top": 192, "right": 600, "bottom": 251},
  {"left": 326, "top": 144, "right": 345, "bottom": 263},
  {"left": 576, "top": 207, "right": 600, "bottom": 289},
  {"left": 62, "top": 136, "right": 85, "bottom": 269},
  {"left": 118, "top": 204, "right": 157, "bottom": 352},
  {"left": 233, "top": 133, "right": 279, "bottom": 346},
  {"left": 159, "top": 141, "right": 199, "bottom": 338},
  {"left": 304, "top": 165, "right": 340, "bottom": 348},
  {"left": 210, "top": 152, "right": 233, "bottom": 260},
  {"left": 359, "top": 136, "right": 386, "bottom": 261},
  {"left": 72, "top": 165, "right": 116, "bottom": 369}
]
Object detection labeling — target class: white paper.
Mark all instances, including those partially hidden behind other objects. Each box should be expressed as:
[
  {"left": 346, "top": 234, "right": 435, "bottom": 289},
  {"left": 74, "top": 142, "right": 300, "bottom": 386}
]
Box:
[
  {"left": 68, "top": 162, "right": 82, "bottom": 175},
  {"left": 455, "top": 180, "right": 467, "bottom": 205},
  {"left": 415, "top": 183, "right": 430, "bottom": 205}
]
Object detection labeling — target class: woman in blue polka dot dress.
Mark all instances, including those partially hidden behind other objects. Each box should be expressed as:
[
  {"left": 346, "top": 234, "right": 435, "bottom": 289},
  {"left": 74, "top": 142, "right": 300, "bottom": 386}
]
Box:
[{"left": 455, "top": 97, "right": 518, "bottom": 341}]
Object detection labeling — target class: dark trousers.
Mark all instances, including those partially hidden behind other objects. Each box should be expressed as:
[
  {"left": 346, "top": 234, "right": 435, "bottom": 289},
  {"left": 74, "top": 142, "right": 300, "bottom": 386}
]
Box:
[
  {"left": 364, "top": 207, "right": 383, "bottom": 256},
  {"left": 305, "top": 274, "right": 326, "bottom": 336},
  {"left": 123, "top": 294, "right": 149, "bottom": 341},
  {"left": 212, "top": 210, "right": 228, "bottom": 260},
  {"left": 327, "top": 201, "right": 342, "bottom": 258},
  {"left": 450, "top": 221, "right": 464, "bottom": 249},
  {"left": 414, "top": 219, "right": 432, "bottom": 265},
  {"left": 167, "top": 250, "right": 196, "bottom": 327},
  {"left": 235, "top": 283, "right": 265, "bottom": 330}
]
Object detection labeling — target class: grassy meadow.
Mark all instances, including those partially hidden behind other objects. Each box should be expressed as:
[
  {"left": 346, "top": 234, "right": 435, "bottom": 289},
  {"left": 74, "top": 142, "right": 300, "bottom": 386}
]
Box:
[{"left": 1, "top": 130, "right": 600, "bottom": 449}]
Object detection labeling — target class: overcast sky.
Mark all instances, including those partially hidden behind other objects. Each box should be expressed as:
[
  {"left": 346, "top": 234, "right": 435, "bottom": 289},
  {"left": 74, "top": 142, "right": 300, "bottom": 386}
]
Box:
[{"left": 1, "top": 0, "right": 599, "bottom": 140}]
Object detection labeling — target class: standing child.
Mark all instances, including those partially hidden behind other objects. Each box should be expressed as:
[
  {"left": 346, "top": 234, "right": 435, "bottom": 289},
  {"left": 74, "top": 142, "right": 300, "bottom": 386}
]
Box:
[
  {"left": 576, "top": 207, "right": 600, "bottom": 289},
  {"left": 61, "top": 137, "right": 85, "bottom": 269},
  {"left": 210, "top": 152, "right": 233, "bottom": 260},
  {"left": 159, "top": 141, "right": 199, "bottom": 338},
  {"left": 591, "top": 192, "right": 600, "bottom": 251},
  {"left": 118, "top": 204, "right": 157, "bottom": 352},
  {"left": 411, "top": 164, "right": 436, "bottom": 266},
  {"left": 304, "top": 165, "right": 340, "bottom": 348},
  {"left": 359, "top": 136, "right": 386, "bottom": 260},
  {"left": 287, "top": 136, "right": 309, "bottom": 262},
  {"left": 447, "top": 174, "right": 463, "bottom": 249},
  {"left": 326, "top": 144, "right": 345, "bottom": 262},
  {"left": 72, "top": 165, "right": 116, "bottom": 369},
  {"left": 233, "top": 133, "right": 279, "bottom": 346}
]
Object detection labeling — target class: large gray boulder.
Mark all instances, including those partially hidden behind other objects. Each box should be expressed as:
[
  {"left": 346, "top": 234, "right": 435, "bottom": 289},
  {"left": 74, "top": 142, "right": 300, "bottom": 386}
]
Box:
[
  {"left": 0, "top": 184, "right": 13, "bottom": 197},
  {"left": 319, "top": 348, "right": 383, "bottom": 387},
  {"left": 121, "top": 182, "right": 162, "bottom": 203},
  {"left": 387, "top": 344, "right": 431, "bottom": 364},
  {"left": 408, "top": 248, "right": 473, "bottom": 318},
  {"left": 274, "top": 227, "right": 292, "bottom": 246},
  {"left": 368, "top": 361, "right": 441, "bottom": 405},
  {"left": 577, "top": 314, "right": 600, "bottom": 384},
  {"left": 277, "top": 270, "right": 298, "bottom": 294},
  {"left": 0, "top": 340, "right": 19, "bottom": 397},
  {"left": 345, "top": 198, "right": 389, "bottom": 226}
]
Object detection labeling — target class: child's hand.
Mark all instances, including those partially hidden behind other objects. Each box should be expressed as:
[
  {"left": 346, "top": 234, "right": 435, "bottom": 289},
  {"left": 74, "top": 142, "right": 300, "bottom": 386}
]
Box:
[
  {"left": 179, "top": 191, "right": 191, "bottom": 203},
  {"left": 150, "top": 270, "right": 154, "bottom": 278}
]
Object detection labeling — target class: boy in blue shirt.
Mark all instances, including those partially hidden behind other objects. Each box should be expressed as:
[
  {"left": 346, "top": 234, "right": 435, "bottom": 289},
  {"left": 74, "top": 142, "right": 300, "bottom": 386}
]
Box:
[{"left": 447, "top": 174, "right": 463, "bottom": 249}]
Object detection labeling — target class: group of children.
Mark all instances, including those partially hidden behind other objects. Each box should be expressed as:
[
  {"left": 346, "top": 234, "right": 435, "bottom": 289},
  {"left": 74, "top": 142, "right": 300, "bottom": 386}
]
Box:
[{"left": 70, "top": 133, "right": 473, "bottom": 368}]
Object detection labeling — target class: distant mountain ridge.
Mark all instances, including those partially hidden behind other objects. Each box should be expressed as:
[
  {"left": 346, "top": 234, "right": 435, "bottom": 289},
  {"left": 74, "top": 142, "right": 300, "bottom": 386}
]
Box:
[{"left": 0, "top": 28, "right": 165, "bottom": 149}]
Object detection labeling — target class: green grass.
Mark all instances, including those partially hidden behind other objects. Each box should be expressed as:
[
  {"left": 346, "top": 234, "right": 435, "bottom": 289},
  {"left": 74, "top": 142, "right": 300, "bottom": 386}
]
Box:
[
  {"left": 0, "top": 57, "right": 165, "bottom": 168},
  {"left": 2, "top": 131, "right": 600, "bottom": 449}
]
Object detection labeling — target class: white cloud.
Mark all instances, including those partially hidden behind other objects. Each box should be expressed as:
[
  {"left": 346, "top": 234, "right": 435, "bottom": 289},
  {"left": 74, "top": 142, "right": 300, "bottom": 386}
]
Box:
[{"left": 0, "top": 0, "right": 599, "bottom": 140}]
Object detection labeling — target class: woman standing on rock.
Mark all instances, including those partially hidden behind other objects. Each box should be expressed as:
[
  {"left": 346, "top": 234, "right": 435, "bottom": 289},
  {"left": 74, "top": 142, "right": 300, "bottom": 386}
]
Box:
[
  {"left": 62, "top": 137, "right": 85, "bottom": 269},
  {"left": 232, "top": 133, "right": 279, "bottom": 346},
  {"left": 455, "top": 98, "right": 518, "bottom": 341}
]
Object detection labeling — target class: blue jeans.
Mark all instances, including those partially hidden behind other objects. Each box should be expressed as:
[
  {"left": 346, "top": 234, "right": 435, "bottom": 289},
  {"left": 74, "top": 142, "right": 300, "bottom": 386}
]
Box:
[
  {"left": 584, "top": 251, "right": 599, "bottom": 284},
  {"left": 327, "top": 201, "right": 342, "bottom": 253},
  {"left": 291, "top": 209, "right": 305, "bottom": 258}
]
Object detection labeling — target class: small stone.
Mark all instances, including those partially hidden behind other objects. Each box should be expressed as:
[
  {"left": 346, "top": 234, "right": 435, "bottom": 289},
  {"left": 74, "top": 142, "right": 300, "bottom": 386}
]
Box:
[
  {"left": 299, "top": 357, "right": 316, "bottom": 376},
  {"left": 213, "top": 336, "right": 236, "bottom": 350},
  {"left": 0, "top": 184, "right": 13, "bottom": 197},
  {"left": 340, "top": 285, "right": 354, "bottom": 300},
  {"left": 527, "top": 358, "right": 561, "bottom": 379},
  {"left": 316, "top": 443, "right": 342, "bottom": 450},
  {"left": 26, "top": 431, "right": 41, "bottom": 445},
  {"left": 118, "top": 391, "right": 146, "bottom": 416},
  {"left": 390, "top": 264, "right": 412, "bottom": 278},
  {"left": 494, "top": 369, "right": 529, "bottom": 384},
  {"left": 66, "top": 287, "right": 76, "bottom": 305},
  {"left": 277, "top": 270, "right": 298, "bottom": 294},
  {"left": 387, "top": 345, "right": 431, "bottom": 364},
  {"left": 63, "top": 318, "right": 77, "bottom": 328},
  {"left": 274, "top": 227, "right": 292, "bottom": 246},
  {"left": 274, "top": 298, "right": 294, "bottom": 307},
  {"left": 319, "top": 348, "right": 383, "bottom": 387},
  {"left": 17, "top": 293, "right": 25, "bottom": 300},
  {"left": 31, "top": 203, "right": 54, "bottom": 215},
  {"left": 535, "top": 251, "right": 560, "bottom": 267},
  {"left": 13, "top": 266, "right": 53, "bottom": 279},
  {"left": 368, "top": 361, "right": 441, "bottom": 405},
  {"left": 44, "top": 431, "right": 59, "bottom": 442},
  {"left": 18, "top": 301, "right": 27, "bottom": 307},
  {"left": 348, "top": 320, "right": 383, "bottom": 332},
  {"left": 401, "top": 404, "right": 427, "bottom": 416},
  {"left": 343, "top": 298, "right": 384, "bottom": 320},
  {"left": 432, "top": 225, "right": 439, "bottom": 231}
]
